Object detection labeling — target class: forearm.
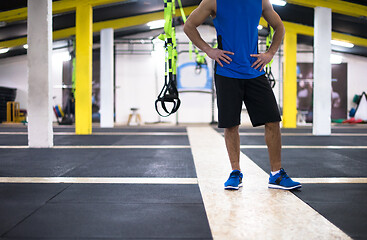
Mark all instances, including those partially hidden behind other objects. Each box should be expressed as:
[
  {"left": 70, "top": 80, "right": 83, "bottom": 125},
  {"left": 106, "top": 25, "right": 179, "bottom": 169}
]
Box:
[
  {"left": 184, "top": 13, "right": 234, "bottom": 67},
  {"left": 267, "top": 24, "right": 285, "bottom": 55},
  {"left": 183, "top": 21, "right": 212, "bottom": 54},
  {"left": 251, "top": 22, "right": 284, "bottom": 70}
]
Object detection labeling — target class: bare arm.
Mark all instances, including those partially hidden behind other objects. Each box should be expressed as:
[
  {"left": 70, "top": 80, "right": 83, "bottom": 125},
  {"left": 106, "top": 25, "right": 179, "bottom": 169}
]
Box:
[
  {"left": 251, "top": 0, "right": 285, "bottom": 71},
  {"left": 184, "top": 0, "right": 234, "bottom": 67},
  {"left": 262, "top": 0, "right": 285, "bottom": 55}
]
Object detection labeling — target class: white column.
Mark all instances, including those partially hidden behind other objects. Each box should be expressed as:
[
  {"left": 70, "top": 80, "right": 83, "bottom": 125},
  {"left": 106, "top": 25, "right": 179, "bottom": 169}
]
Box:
[
  {"left": 313, "top": 7, "right": 332, "bottom": 136},
  {"left": 100, "top": 28, "right": 114, "bottom": 128},
  {"left": 27, "top": 0, "right": 53, "bottom": 147}
]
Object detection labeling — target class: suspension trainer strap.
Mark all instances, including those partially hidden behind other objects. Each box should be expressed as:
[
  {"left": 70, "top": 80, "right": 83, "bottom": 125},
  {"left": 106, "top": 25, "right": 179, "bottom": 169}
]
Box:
[
  {"left": 177, "top": 0, "right": 186, "bottom": 23},
  {"left": 177, "top": 0, "right": 193, "bottom": 60},
  {"left": 195, "top": 48, "right": 207, "bottom": 65},
  {"left": 193, "top": 48, "right": 208, "bottom": 74},
  {"left": 265, "top": 25, "right": 276, "bottom": 88},
  {"left": 155, "top": 0, "right": 181, "bottom": 117}
]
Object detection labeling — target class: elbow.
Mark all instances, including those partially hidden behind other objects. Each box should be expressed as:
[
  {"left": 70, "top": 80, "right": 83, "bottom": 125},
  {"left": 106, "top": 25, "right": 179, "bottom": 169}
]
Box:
[
  {"left": 281, "top": 25, "right": 285, "bottom": 37},
  {"left": 277, "top": 23, "right": 285, "bottom": 37},
  {"left": 183, "top": 20, "right": 194, "bottom": 36},
  {"left": 183, "top": 22, "right": 190, "bottom": 36},
  {"left": 273, "top": 23, "right": 285, "bottom": 39}
]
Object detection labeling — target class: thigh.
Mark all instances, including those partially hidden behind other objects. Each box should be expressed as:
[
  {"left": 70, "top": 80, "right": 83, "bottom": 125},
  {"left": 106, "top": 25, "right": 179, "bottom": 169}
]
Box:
[
  {"left": 243, "top": 74, "right": 281, "bottom": 127},
  {"left": 214, "top": 74, "right": 243, "bottom": 128}
]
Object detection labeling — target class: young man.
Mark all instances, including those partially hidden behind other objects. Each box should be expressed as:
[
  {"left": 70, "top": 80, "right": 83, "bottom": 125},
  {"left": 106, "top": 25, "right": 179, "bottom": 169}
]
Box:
[{"left": 184, "top": 0, "right": 301, "bottom": 190}]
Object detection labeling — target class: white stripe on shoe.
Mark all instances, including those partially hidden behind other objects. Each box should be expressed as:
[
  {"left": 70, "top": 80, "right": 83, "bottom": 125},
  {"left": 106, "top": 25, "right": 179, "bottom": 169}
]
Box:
[
  {"left": 224, "top": 183, "right": 243, "bottom": 190},
  {"left": 268, "top": 183, "right": 302, "bottom": 190}
]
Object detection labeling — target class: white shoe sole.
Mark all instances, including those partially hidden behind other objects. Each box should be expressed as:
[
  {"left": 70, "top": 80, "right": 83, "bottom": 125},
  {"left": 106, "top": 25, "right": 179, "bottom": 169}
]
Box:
[
  {"left": 224, "top": 183, "right": 243, "bottom": 190},
  {"left": 268, "top": 183, "right": 302, "bottom": 190}
]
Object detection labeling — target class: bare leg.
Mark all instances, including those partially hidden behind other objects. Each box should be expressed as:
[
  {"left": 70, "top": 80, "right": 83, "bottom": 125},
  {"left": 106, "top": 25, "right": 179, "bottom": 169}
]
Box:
[
  {"left": 224, "top": 125, "right": 241, "bottom": 171},
  {"left": 264, "top": 122, "right": 282, "bottom": 171}
]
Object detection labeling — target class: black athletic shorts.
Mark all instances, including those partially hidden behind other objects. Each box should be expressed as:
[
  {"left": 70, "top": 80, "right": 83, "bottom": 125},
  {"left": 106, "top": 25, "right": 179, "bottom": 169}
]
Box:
[{"left": 214, "top": 73, "right": 281, "bottom": 128}]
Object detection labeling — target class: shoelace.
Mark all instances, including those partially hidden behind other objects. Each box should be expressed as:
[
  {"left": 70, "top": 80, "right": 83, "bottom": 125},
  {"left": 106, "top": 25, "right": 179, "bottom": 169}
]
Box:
[
  {"left": 230, "top": 172, "right": 241, "bottom": 178},
  {"left": 280, "top": 170, "right": 290, "bottom": 179}
]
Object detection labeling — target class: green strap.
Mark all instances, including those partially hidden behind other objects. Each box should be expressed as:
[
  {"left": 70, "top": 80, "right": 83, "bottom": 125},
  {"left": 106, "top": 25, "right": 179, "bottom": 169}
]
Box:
[
  {"left": 266, "top": 26, "right": 273, "bottom": 47},
  {"left": 266, "top": 26, "right": 274, "bottom": 67},
  {"left": 164, "top": 0, "right": 173, "bottom": 39},
  {"left": 177, "top": 0, "right": 194, "bottom": 60},
  {"left": 163, "top": 0, "right": 174, "bottom": 78},
  {"left": 172, "top": 23, "right": 177, "bottom": 75},
  {"left": 189, "top": 41, "right": 193, "bottom": 60},
  {"left": 172, "top": 0, "right": 177, "bottom": 76},
  {"left": 265, "top": 26, "right": 276, "bottom": 88},
  {"left": 195, "top": 48, "right": 207, "bottom": 65},
  {"left": 177, "top": 0, "right": 187, "bottom": 23}
]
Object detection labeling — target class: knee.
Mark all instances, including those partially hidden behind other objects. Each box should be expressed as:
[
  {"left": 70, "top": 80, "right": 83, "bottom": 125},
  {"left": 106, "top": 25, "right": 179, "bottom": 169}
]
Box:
[
  {"left": 265, "top": 121, "right": 280, "bottom": 130},
  {"left": 224, "top": 125, "right": 239, "bottom": 134}
]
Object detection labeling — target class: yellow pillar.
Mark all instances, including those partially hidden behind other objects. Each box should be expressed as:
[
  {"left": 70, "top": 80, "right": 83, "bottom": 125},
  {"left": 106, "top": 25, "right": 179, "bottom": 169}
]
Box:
[
  {"left": 283, "top": 30, "right": 297, "bottom": 128},
  {"left": 75, "top": 3, "right": 92, "bottom": 134}
]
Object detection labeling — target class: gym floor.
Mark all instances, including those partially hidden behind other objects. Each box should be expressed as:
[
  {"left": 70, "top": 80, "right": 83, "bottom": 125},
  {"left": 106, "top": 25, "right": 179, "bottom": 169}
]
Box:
[{"left": 0, "top": 124, "right": 366, "bottom": 239}]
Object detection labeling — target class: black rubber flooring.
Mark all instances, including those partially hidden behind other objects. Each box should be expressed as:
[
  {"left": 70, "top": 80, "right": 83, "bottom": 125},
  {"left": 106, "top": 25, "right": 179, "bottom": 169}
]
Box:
[
  {"left": 241, "top": 148, "right": 367, "bottom": 177},
  {"left": 0, "top": 134, "right": 190, "bottom": 146},
  {"left": 0, "top": 148, "right": 197, "bottom": 178},
  {"left": 293, "top": 184, "right": 367, "bottom": 240},
  {"left": 0, "top": 183, "right": 212, "bottom": 239},
  {"left": 0, "top": 126, "right": 211, "bottom": 239},
  {"left": 239, "top": 135, "right": 367, "bottom": 146}
]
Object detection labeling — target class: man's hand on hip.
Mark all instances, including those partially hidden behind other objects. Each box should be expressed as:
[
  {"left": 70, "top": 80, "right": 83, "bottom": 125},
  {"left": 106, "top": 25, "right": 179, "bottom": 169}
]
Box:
[
  {"left": 250, "top": 51, "right": 274, "bottom": 71},
  {"left": 206, "top": 48, "right": 234, "bottom": 67}
]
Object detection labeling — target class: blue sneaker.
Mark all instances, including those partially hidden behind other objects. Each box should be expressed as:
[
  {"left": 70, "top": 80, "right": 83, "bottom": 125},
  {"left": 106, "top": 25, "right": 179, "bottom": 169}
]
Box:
[
  {"left": 224, "top": 170, "right": 243, "bottom": 190},
  {"left": 268, "top": 168, "right": 301, "bottom": 190}
]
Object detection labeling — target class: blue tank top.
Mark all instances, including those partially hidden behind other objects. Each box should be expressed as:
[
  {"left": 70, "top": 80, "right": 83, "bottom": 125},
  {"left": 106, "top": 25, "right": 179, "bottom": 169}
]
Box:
[{"left": 213, "top": 0, "right": 264, "bottom": 79}]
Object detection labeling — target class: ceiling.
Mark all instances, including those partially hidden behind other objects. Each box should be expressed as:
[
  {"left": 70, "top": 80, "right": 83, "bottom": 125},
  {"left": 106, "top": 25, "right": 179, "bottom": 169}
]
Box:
[{"left": 0, "top": 0, "right": 367, "bottom": 58}]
